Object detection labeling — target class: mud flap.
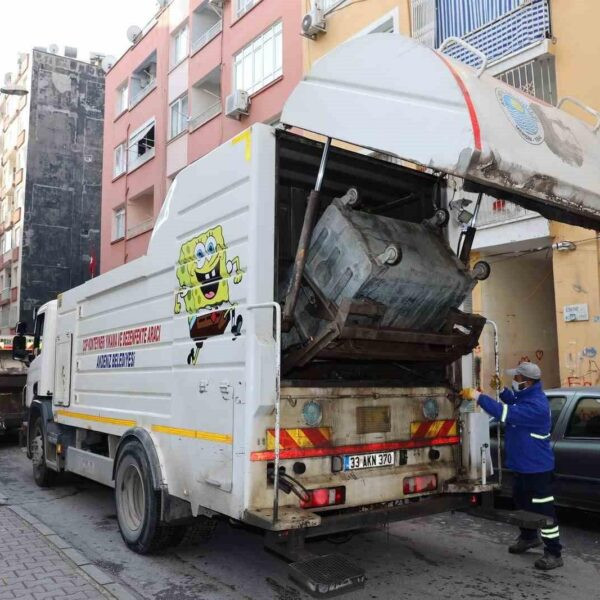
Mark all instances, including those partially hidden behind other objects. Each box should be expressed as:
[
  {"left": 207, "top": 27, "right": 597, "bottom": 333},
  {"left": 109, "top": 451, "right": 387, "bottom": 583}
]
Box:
[{"left": 288, "top": 554, "right": 365, "bottom": 598}]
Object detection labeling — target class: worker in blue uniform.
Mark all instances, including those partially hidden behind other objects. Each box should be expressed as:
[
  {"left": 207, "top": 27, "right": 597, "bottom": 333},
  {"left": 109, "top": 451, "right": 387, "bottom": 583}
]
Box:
[{"left": 461, "top": 362, "right": 563, "bottom": 570}]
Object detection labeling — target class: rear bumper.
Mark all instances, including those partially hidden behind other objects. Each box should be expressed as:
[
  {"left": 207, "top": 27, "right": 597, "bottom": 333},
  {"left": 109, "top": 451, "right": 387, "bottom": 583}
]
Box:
[{"left": 246, "top": 494, "right": 472, "bottom": 534}]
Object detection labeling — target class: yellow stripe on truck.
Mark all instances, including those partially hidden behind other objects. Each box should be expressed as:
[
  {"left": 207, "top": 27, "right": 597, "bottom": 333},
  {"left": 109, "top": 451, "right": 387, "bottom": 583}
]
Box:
[
  {"left": 152, "top": 424, "right": 232, "bottom": 444},
  {"left": 56, "top": 409, "right": 136, "bottom": 428}
]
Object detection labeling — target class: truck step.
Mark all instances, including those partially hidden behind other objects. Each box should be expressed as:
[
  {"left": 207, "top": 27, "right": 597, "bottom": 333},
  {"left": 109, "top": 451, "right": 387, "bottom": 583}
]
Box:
[
  {"left": 288, "top": 554, "right": 365, "bottom": 598},
  {"left": 469, "top": 507, "right": 554, "bottom": 529}
]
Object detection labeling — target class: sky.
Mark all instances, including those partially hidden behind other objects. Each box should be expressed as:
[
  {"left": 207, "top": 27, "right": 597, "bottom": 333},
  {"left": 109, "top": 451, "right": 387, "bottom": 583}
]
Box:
[{"left": 0, "top": 0, "right": 158, "bottom": 79}]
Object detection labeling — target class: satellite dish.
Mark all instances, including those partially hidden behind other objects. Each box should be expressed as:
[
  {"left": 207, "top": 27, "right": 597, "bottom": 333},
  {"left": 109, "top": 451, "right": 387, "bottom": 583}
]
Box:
[
  {"left": 101, "top": 55, "right": 117, "bottom": 73},
  {"left": 127, "top": 25, "right": 142, "bottom": 43},
  {"left": 49, "top": 44, "right": 59, "bottom": 54}
]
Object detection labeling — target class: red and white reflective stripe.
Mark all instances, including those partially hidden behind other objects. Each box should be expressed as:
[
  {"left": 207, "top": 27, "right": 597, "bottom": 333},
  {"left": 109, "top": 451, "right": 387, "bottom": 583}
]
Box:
[
  {"left": 250, "top": 435, "right": 460, "bottom": 462},
  {"left": 435, "top": 53, "right": 482, "bottom": 152}
]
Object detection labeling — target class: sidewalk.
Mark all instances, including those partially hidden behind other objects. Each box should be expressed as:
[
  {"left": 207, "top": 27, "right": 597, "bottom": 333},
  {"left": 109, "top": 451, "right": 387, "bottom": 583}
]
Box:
[{"left": 0, "top": 505, "right": 134, "bottom": 600}]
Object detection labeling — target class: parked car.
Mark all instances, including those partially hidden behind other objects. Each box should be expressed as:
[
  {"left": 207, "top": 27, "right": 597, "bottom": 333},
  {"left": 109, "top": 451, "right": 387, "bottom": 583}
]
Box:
[{"left": 490, "top": 387, "right": 600, "bottom": 512}]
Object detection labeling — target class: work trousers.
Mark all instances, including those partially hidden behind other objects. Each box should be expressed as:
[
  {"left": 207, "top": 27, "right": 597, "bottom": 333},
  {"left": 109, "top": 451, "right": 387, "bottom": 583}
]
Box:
[{"left": 513, "top": 470, "right": 562, "bottom": 557}]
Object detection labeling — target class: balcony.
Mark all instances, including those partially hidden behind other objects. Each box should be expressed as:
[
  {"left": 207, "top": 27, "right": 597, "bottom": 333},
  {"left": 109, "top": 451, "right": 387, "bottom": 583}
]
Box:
[
  {"left": 475, "top": 197, "right": 538, "bottom": 228},
  {"left": 440, "top": 0, "right": 550, "bottom": 68},
  {"left": 189, "top": 101, "right": 221, "bottom": 132},
  {"left": 129, "top": 52, "right": 157, "bottom": 109},
  {"left": 189, "top": 66, "right": 221, "bottom": 133},
  {"left": 0, "top": 288, "right": 9, "bottom": 303},
  {"left": 126, "top": 217, "right": 154, "bottom": 239},
  {"left": 191, "top": 21, "right": 222, "bottom": 55}
]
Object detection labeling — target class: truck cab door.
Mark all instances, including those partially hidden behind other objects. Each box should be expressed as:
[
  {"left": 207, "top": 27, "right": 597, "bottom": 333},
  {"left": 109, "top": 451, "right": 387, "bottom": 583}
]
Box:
[
  {"left": 52, "top": 333, "right": 73, "bottom": 407},
  {"left": 553, "top": 393, "right": 600, "bottom": 510}
]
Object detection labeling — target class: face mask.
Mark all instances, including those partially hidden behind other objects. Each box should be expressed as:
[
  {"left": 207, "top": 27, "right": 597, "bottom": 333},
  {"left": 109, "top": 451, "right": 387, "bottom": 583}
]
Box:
[{"left": 512, "top": 379, "right": 527, "bottom": 392}]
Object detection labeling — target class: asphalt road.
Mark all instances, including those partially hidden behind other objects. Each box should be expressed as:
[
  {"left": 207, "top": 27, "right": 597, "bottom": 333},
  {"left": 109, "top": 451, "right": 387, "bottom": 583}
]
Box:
[{"left": 1, "top": 436, "right": 598, "bottom": 600}]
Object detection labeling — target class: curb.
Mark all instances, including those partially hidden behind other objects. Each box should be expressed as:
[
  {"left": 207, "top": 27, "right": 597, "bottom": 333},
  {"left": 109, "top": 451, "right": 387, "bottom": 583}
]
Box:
[{"left": 7, "top": 504, "right": 141, "bottom": 600}]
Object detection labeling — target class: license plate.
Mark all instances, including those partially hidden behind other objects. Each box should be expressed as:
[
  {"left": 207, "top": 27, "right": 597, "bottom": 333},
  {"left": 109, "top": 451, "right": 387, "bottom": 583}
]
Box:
[{"left": 343, "top": 452, "right": 395, "bottom": 471}]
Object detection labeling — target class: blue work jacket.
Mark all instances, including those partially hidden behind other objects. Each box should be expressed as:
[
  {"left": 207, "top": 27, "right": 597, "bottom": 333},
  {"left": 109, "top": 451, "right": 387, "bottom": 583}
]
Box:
[{"left": 478, "top": 382, "right": 554, "bottom": 473}]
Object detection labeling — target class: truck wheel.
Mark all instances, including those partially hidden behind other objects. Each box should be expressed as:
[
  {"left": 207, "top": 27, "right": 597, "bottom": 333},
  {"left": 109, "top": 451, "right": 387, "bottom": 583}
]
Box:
[
  {"left": 31, "top": 418, "right": 56, "bottom": 488},
  {"left": 115, "top": 441, "right": 184, "bottom": 554}
]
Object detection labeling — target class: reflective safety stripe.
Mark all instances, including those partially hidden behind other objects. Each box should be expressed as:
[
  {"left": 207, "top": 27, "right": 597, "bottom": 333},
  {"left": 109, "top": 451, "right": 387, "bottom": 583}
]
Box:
[
  {"left": 541, "top": 526, "right": 559, "bottom": 534},
  {"left": 501, "top": 403, "right": 508, "bottom": 423},
  {"left": 530, "top": 432, "right": 551, "bottom": 440},
  {"left": 532, "top": 496, "right": 554, "bottom": 503},
  {"left": 541, "top": 531, "right": 560, "bottom": 539}
]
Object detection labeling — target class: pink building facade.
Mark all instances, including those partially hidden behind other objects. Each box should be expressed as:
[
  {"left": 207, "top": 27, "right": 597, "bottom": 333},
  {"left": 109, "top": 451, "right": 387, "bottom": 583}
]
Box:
[{"left": 101, "top": 0, "right": 303, "bottom": 272}]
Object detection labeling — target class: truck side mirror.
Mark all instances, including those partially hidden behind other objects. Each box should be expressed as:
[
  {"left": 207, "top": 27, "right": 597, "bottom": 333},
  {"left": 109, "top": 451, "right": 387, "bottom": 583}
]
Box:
[{"left": 12, "top": 334, "right": 29, "bottom": 362}]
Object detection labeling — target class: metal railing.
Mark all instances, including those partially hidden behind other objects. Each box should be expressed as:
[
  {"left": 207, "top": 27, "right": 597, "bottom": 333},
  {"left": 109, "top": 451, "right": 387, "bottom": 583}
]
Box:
[
  {"left": 475, "top": 197, "right": 537, "bottom": 227},
  {"left": 191, "top": 20, "right": 222, "bottom": 54},
  {"left": 440, "top": 0, "right": 550, "bottom": 68},
  {"left": 188, "top": 101, "right": 221, "bottom": 131},
  {"left": 126, "top": 217, "right": 154, "bottom": 239},
  {"left": 497, "top": 54, "right": 557, "bottom": 105},
  {"left": 129, "top": 78, "right": 156, "bottom": 108}
]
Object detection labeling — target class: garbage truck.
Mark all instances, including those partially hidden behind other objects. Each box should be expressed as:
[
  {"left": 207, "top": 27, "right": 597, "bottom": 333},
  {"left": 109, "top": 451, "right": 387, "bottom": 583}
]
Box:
[{"left": 13, "top": 34, "right": 600, "bottom": 596}]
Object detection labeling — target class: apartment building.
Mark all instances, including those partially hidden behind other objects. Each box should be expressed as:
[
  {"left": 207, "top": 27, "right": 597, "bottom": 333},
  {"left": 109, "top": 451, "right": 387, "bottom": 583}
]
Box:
[
  {"left": 101, "top": 0, "right": 303, "bottom": 272},
  {"left": 0, "top": 48, "right": 104, "bottom": 334}
]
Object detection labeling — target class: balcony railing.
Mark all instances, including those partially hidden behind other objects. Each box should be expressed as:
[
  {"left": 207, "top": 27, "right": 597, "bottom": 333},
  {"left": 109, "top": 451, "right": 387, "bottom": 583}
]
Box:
[
  {"left": 191, "top": 21, "right": 223, "bottom": 55},
  {"left": 0, "top": 288, "right": 9, "bottom": 302},
  {"left": 129, "top": 78, "right": 157, "bottom": 109},
  {"left": 475, "top": 197, "right": 538, "bottom": 228},
  {"left": 189, "top": 101, "right": 221, "bottom": 132},
  {"left": 126, "top": 217, "right": 154, "bottom": 239},
  {"left": 440, "top": 0, "right": 550, "bottom": 68}
]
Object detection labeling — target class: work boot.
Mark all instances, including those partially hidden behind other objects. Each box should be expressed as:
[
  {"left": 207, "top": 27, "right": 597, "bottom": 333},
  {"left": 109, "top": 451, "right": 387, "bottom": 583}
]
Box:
[
  {"left": 534, "top": 551, "right": 563, "bottom": 570},
  {"left": 508, "top": 536, "right": 542, "bottom": 554}
]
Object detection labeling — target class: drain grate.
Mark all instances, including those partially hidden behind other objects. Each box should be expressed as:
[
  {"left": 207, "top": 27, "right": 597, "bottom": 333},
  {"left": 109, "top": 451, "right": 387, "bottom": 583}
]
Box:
[{"left": 288, "top": 554, "right": 366, "bottom": 598}]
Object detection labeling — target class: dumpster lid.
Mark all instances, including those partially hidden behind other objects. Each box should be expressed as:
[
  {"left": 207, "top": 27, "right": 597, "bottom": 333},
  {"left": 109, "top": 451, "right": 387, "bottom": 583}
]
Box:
[{"left": 281, "top": 34, "right": 600, "bottom": 230}]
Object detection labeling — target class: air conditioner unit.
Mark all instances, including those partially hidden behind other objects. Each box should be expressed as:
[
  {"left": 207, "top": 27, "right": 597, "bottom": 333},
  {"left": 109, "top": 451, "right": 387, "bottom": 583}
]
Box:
[
  {"left": 301, "top": 8, "right": 326, "bottom": 39},
  {"left": 225, "top": 90, "right": 250, "bottom": 120}
]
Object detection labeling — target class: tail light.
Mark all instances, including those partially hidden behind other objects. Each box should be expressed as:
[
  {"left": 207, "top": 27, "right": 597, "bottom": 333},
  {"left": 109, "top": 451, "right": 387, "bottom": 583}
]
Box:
[
  {"left": 403, "top": 474, "right": 437, "bottom": 495},
  {"left": 470, "top": 494, "right": 480, "bottom": 506},
  {"left": 301, "top": 486, "right": 346, "bottom": 509}
]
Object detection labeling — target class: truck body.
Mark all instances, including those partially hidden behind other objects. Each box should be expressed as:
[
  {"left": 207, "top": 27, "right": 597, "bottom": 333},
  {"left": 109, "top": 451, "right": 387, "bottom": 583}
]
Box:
[
  {"left": 0, "top": 336, "right": 32, "bottom": 435},
  {"left": 19, "top": 34, "right": 600, "bottom": 595}
]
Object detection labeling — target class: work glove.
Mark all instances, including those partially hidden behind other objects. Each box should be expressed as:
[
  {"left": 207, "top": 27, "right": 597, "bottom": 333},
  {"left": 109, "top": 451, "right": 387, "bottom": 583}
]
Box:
[
  {"left": 489, "top": 374, "right": 503, "bottom": 390},
  {"left": 460, "top": 388, "right": 481, "bottom": 401}
]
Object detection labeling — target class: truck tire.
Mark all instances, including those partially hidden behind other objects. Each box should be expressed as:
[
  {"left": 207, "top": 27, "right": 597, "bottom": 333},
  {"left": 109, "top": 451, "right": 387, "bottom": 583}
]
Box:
[
  {"left": 31, "top": 418, "right": 56, "bottom": 488},
  {"left": 114, "top": 440, "right": 185, "bottom": 554}
]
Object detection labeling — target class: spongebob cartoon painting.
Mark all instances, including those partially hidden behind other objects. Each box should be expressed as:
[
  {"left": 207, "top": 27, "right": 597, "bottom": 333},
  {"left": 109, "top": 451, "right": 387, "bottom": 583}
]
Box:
[{"left": 174, "top": 225, "right": 243, "bottom": 364}]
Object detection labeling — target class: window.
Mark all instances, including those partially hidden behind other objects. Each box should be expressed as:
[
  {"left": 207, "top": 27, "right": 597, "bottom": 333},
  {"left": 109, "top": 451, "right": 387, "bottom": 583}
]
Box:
[
  {"left": 234, "top": 21, "right": 283, "bottom": 95},
  {"left": 33, "top": 311, "right": 44, "bottom": 356},
  {"left": 235, "top": 0, "right": 257, "bottom": 19},
  {"left": 14, "top": 188, "right": 24, "bottom": 210},
  {"left": 172, "top": 24, "right": 189, "bottom": 66},
  {"left": 170, "top": 94, "right": 188, "bottom": 139},
  {"left": 127, "top": 120, "right": 155, "bottom": 171},
  {"left": 12, "top": 225, "right": 20, "bottom": 249},
  {"left": 116, "top": 82, "right": 129, "bottom": 115},
  {"left": 113, "top": 142, "right": 126, "bottom": 177},
  {"left": 113, "top": 207, "right": 125, "bottom": 241},
  {"left": 548, "top": 396, "right": 567, "bottom": 432},
  {"left": 566, "top": 397, "right": 600, "bottom": 438}
]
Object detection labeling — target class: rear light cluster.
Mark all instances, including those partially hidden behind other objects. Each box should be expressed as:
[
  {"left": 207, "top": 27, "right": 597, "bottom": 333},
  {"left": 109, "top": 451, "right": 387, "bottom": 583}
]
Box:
[
  {"left": 403, "top": 474, "right": 437, "bottom": 495},
  {"left": 301, "top": 486, "right": 346, "bottom": 509}
]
